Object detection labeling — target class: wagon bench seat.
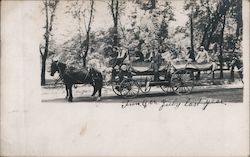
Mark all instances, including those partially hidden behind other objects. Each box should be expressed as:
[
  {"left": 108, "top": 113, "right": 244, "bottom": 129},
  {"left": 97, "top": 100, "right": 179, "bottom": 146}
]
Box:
[
  {"left": 131, "top": 65, "right": 168, "bottom": 72},
  {"left": 172, "top": 62, "right": 214, "bottom": 71}
]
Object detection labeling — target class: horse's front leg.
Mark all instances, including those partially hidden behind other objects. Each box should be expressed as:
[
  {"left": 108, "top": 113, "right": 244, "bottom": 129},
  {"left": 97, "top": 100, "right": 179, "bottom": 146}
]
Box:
[
  {"left": 68, "top": 84, "right": 73, "bottom": 102},
  {"left": 97, "top": 88, "right": 102, "bottom": 101},
  {"left": 65, "top": 85, "right": 69, "bottom": 99}
]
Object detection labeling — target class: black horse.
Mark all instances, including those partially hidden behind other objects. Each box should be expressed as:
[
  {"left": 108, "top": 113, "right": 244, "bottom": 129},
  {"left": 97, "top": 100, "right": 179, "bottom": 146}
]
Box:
[{"left": 50, "top": 61, "right": 103, "bottom": 102}]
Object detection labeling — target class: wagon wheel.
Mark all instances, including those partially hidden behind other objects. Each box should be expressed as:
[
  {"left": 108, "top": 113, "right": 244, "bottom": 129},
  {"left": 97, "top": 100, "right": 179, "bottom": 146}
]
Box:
[
  {"left": 111, "top": 80, "right": 122, "bottom": 96},
  {"left": 140, "top": 78, "right": 151, "bottom": 93},
  {"left": 170, "top": 69, "right": 194, "bottom": 95},
  {"left": 160, "top": 85, "right": 173, "bottom": 94},
  {"left": 160, "top": 71, "right": 172, "bottom": 94},
  {"left": 120, "top": 78, "right": 139, "bottom": 98},
  {"left": 140, "top": 84, "right": 151, "bottom": 93}
]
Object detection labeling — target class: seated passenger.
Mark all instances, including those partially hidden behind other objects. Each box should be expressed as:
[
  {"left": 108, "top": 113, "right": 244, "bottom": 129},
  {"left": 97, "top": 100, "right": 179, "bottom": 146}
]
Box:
[
  {"left": 195, "top": 46, "right": 216, "bottom": 80},
  {"left": 195, "top": 46, "right": 210, "bottom": 64},
  {"left": 186, "top": 47, "right": 195, "bottom": 62},
  {"left": 134, "top": 48, "right": 144, "bottom": 62},
  {"left": 116, "top": 48, "right": 128, "bottom": 65},
  {"left": 111, "top": 47, "right": 128, "bottom": 81}
]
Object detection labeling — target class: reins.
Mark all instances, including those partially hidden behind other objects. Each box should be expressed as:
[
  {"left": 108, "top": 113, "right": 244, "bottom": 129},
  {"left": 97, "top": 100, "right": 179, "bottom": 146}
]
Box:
[{"left": 54, "top": 76, "right": 63, "bottom": 85}]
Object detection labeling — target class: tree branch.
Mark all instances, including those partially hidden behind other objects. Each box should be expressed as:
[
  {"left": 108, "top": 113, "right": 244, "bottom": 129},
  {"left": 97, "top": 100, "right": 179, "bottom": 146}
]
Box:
[
  {"left": 83, "top": 11, "right": 88, "bottom": 33},
  {"left": 48, "top": 0, "right": 59, "bottom": 32},
  {"left": 40, "top": 49, "right": 44, "bottom": 57},
  {"left": 87, "top": 0, "right": 94, "bottom": 34},
  {"left": 110, "top": 0, "right": 115, "bottom": 21}
]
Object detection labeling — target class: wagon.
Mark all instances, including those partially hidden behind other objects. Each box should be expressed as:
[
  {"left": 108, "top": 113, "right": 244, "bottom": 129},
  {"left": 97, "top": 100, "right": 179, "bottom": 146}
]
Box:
[{"left": 111, "top": 60, "right": 216, "bottom": 98}]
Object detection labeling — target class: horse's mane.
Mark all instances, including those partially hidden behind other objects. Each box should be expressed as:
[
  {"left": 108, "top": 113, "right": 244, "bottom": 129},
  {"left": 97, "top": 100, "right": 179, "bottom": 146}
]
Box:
[{"left": 63, "top": 63, "right": 89, "bottom": 73}]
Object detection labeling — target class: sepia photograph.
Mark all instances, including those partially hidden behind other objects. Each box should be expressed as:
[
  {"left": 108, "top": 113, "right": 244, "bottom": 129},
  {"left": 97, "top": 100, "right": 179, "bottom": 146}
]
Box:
[
  {"left": 1, "top": 0, "right": 249, "bottom": 156},
  {"left": 40, "top": 0, "right": 244, "bottom": 104}
]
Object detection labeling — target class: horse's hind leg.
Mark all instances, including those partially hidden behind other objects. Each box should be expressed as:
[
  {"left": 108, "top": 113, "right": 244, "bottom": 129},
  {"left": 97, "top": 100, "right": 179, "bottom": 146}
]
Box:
[
  {"left": 91, "top": 86, "right": 98, "bottom": 97},
  {"left": 65, "top": 85, "right": 69, "bottom": 99},
  {"left": 68, "top": 85, "right": 73, "bottom": 102},
  {"left": 96, "top": 79, "right": 102, "bottom": 101}
]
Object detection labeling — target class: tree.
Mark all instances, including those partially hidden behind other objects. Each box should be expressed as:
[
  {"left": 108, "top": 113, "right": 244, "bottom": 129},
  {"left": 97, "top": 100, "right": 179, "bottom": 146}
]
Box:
[
  {"left": 67, "top": 0, "right": 95, "bottom": 67},
  {"left": 219, "top": 14, "right": 226, "bottom": 78},
  {"left": 81, "top": 0, "right": 94, "bottom": 67},
  {"left": 109, "top": 0, "right": 120, "bottom": 49},
  {"left": 183, "top": 0, "right": 232, "bottom": 49},
  {"left": 182, "top": 0, "right": 244, "bottom": 79},
  {"left": 185, "top": 0, "right": 196, "bottom": 55},
  {"left": 120, "top": 0, "right": 174, "bottom": 61},
  {"left": 40, "top": 0, "right": 59, "bottom": 86},
  {"left": 230, "top": 0, "right": 242, "bottom": 51},
  {"left": 190, "top": 7, "right": 195, "bottom": 54}
]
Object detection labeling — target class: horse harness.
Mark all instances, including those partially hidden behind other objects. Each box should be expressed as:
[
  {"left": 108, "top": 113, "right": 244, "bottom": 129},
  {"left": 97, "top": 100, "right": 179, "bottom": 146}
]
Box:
[{"left": 56, "top": 62, "right": 97, "bottom": 85}]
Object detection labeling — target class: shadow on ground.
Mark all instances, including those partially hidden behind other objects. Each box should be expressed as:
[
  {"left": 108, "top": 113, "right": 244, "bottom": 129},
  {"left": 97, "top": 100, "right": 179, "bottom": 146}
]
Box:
[{"left": 42, "top": 87, "right": 243, "bottom": 103}]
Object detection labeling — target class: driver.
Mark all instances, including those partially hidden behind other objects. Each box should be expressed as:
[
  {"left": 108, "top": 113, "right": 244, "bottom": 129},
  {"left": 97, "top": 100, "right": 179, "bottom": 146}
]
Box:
[{"left": 111, "top": 47, "right": 129, "bottom": 81}]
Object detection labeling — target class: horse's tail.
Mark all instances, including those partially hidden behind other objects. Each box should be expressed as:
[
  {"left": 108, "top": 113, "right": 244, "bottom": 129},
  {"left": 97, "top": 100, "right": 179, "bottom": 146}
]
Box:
[{"left": 91, "top": 68, "right": 103, "bottom": 88}]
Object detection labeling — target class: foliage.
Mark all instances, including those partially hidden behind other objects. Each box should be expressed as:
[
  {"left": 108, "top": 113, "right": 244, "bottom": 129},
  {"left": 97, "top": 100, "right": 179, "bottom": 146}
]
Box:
[
  {"left": 181, "top": 0, "right": 242, "bottom": 51},
  {"left": 41, "top": 0, "right": 243, "bottom": 80},
  {"left": 180, "top": 0, "right": 243, "bottom": 78},
  {"left": 118, "top": 0, "right": 175, "bottom": 62},
  {"left": 66, "top": 0, "right": 95, "bottom": 67}
]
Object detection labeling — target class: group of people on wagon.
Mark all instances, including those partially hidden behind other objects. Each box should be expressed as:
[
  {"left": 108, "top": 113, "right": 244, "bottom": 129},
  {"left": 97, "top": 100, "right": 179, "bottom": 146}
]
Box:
[{"left": 111, "top": 45, "right": 214, "bottom": 81}]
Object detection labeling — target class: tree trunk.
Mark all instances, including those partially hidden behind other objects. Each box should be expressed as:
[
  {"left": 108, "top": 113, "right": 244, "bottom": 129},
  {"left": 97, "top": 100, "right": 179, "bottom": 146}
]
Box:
[
  {"left": 82, "top": 56, "right": 87, "bottom": 67},
  {"left": 41, "top": 0, "right": 49, "bottom": 86},
  {"left": 151, "top": 0, "right": 156, "bottom": 9},
  {"left": 190, "top": 9, "right": 194, "bottom": 53},
  {"left": 233, "top": 13, "right": 242, "bottom": 52},
  {"left": 113, "top": 0, "right": 119, "bottom": 48},
  {"left": 113, "top": 20, "right": 118, "bottom": 47},
  {"left": 201, "top": 26, "right": 209, "bottom": 48},
  {"left": 83, "top": 33, "right": 90, "bottom": 67},
  {"left": 230, "top": 65, "right": 235, "bottom": 82},
  {"left": 235, "top": 0, "right": 242, "bottom": 44},
  {"left": 204, "top": 0, "right": 231, "bottom": 50},
  {"left": 219, "top": 14, "right": 226, "bottom": 79},
  {"left": 82, "top": 0, "right": 94, "bottom": 67},
  {"left": 41, "top": 40, "right": 48, "bottom": 86},
  {"left": 41, "top": 56, "right": 46, "bottom": 86},
  {"left": 201, "top": 1, "right": 212, "bottom": 47}
]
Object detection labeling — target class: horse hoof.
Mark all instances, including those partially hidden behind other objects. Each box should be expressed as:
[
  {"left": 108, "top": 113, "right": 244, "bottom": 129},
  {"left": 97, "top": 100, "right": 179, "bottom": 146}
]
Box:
[
  {"left": 96, "top": 97, "right": 101, "bottom": 101},
  {"left": 68, "top": 98, "right": 73, "bottom": 102}
]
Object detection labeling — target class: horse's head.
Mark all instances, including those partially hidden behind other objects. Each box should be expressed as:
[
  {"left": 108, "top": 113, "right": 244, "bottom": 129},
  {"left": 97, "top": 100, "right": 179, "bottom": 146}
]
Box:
[{"left": 50, "top": 60, "right": 59, "bottom": 76}]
